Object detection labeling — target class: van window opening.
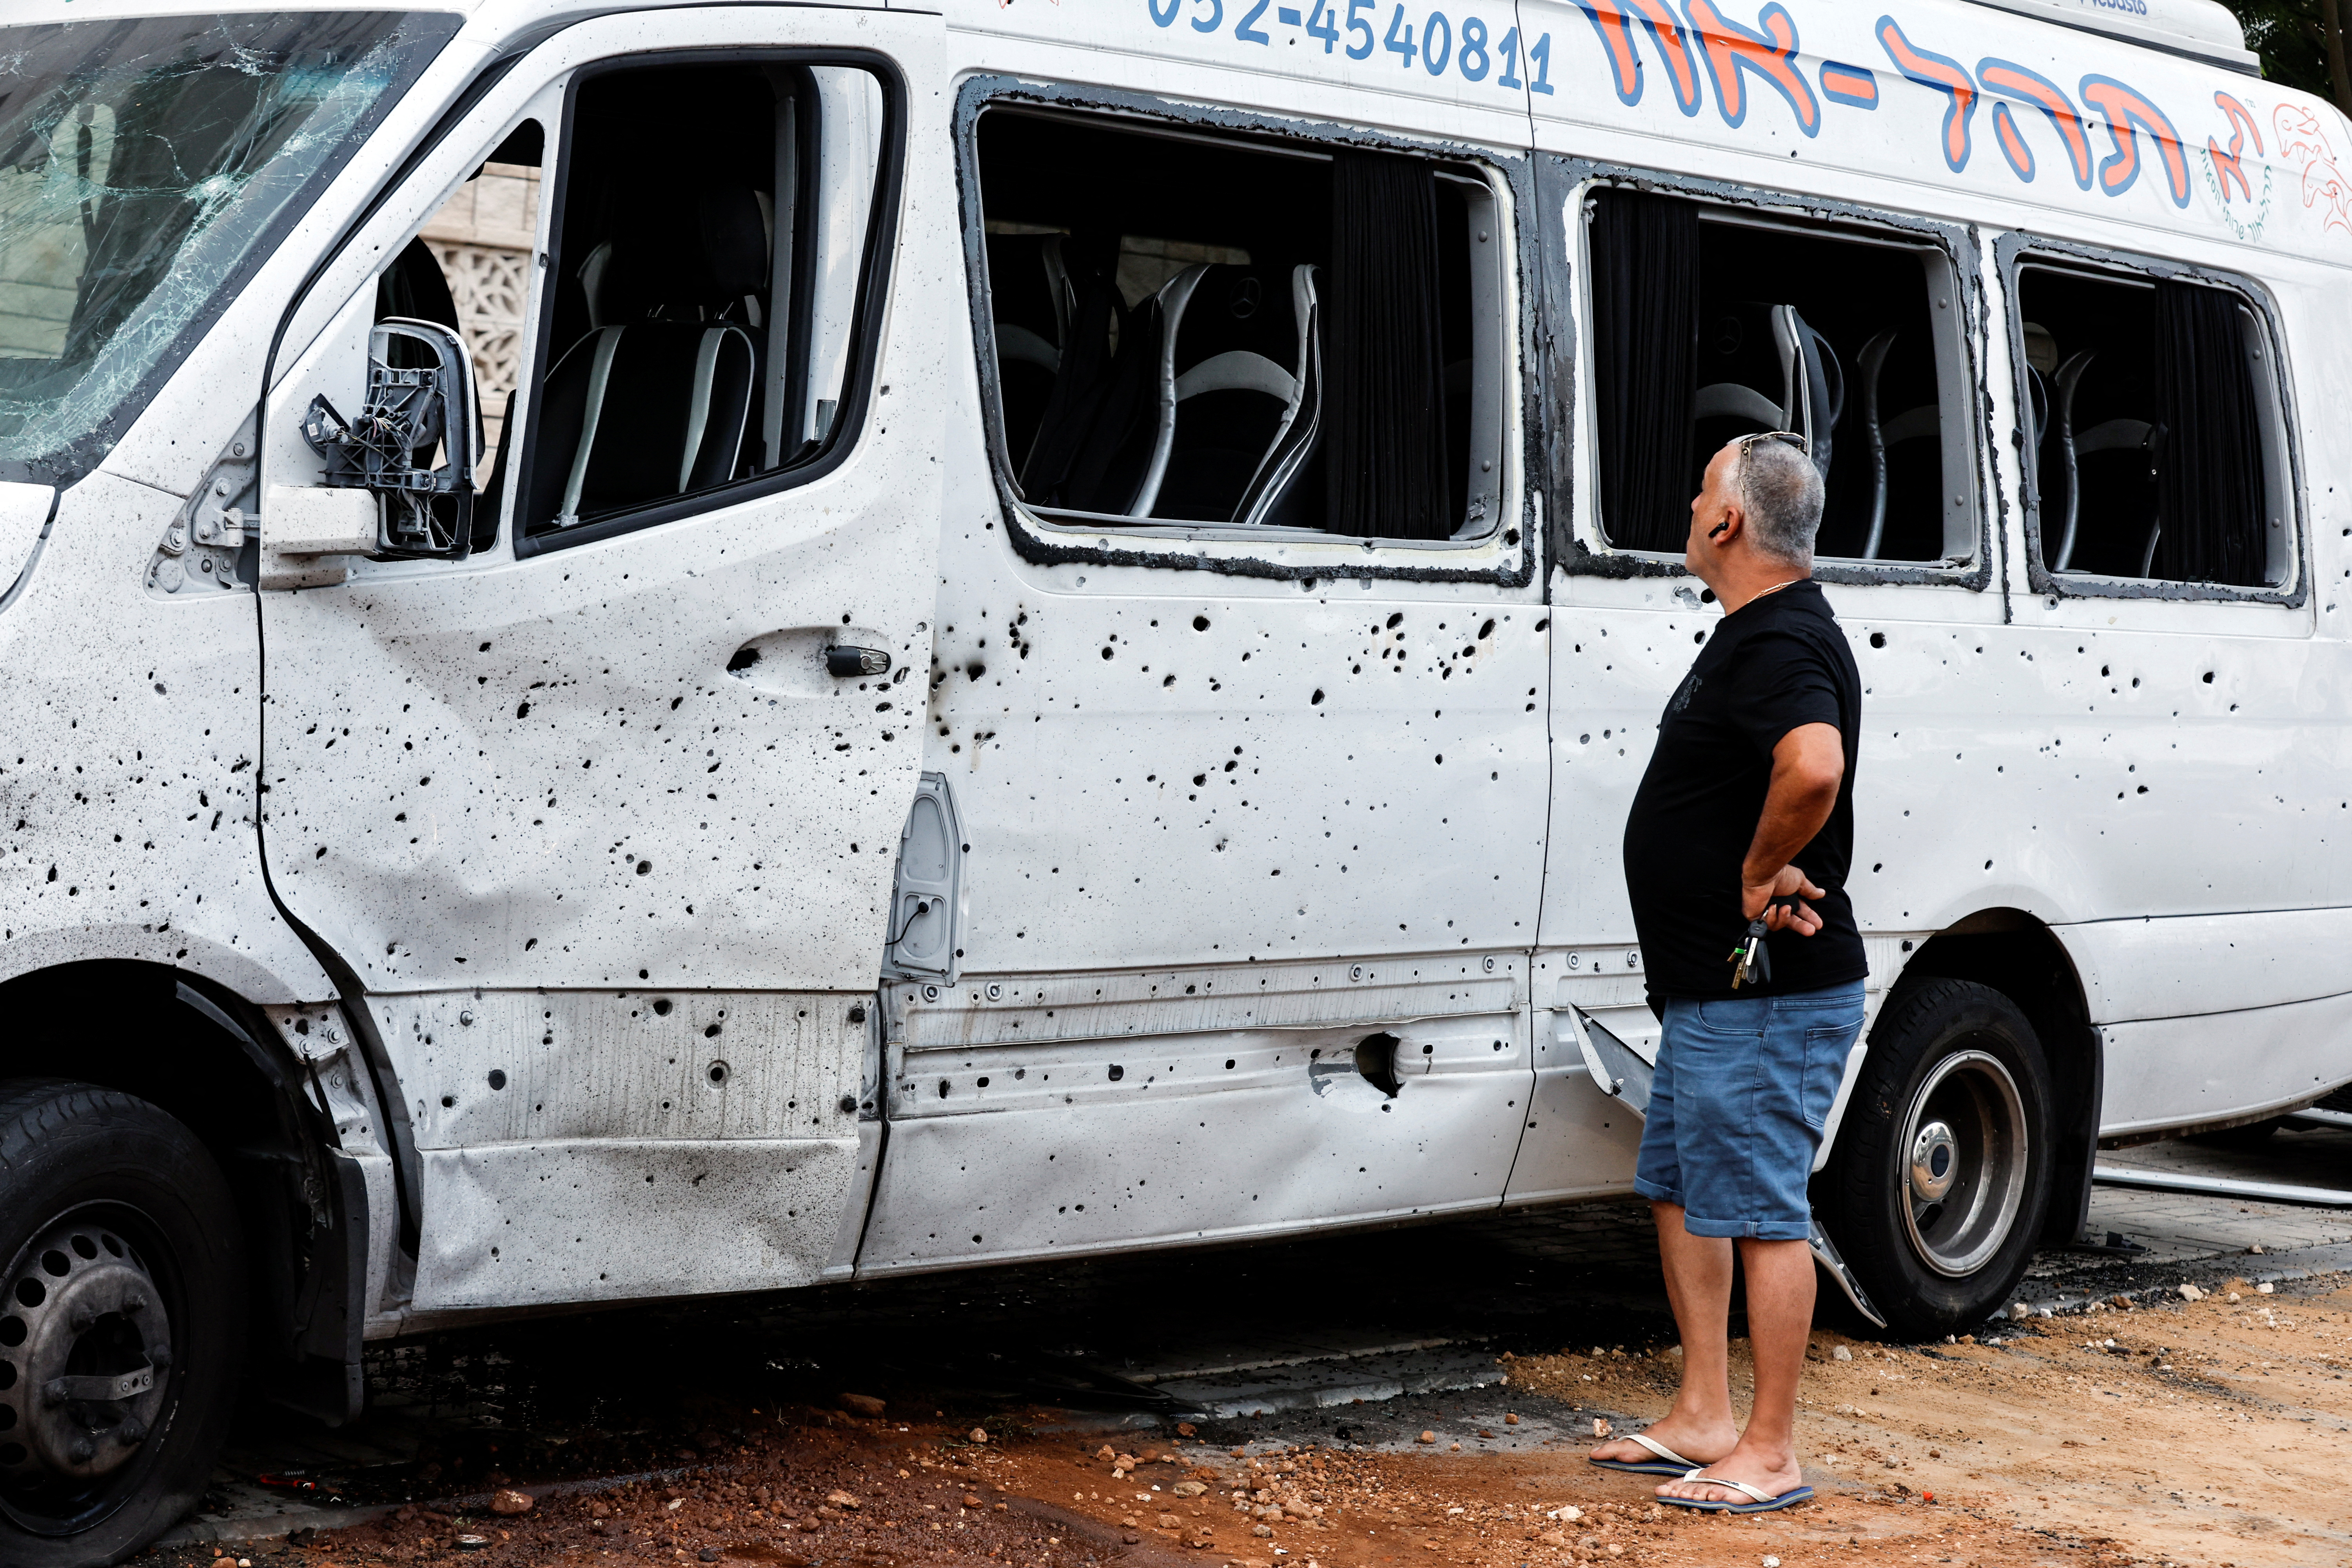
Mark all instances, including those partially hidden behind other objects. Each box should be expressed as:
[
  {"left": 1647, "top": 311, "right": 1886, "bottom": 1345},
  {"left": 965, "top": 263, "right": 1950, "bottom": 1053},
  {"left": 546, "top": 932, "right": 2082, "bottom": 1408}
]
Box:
[
  {"left": 975, "top": 107, "right": 1504, "bottom": 541},
  {"left": 510, "top": 60, "right": 887, "bottom": 543},
  {"left": 412, "top": 129, "right": 544, "bottom": 477},
  {"left": 1586, "top": 187, "right": 1966, "bottom": 566},
  {"left": 2016, "top": 264, "right": 2286, "bottom": 589},
  {"left": 0, "top": 11, "right": 457, "bottom": 489},
  {"left": 373, "top": 120, "right": 544, "bottom": 551}
]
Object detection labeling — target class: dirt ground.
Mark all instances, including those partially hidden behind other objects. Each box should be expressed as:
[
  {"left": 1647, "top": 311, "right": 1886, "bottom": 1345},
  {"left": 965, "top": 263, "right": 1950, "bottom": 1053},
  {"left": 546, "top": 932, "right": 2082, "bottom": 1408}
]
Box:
[{"left": 142, "top": 1275, "right": 2352, "bottom": 1568}]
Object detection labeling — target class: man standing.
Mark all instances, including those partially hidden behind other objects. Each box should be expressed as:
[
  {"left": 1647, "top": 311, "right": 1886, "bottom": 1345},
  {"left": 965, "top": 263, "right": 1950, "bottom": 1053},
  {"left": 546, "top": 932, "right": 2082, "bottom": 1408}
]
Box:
[{"left": 1586, "top": 432, "right": 1867, "bottom": 1515}]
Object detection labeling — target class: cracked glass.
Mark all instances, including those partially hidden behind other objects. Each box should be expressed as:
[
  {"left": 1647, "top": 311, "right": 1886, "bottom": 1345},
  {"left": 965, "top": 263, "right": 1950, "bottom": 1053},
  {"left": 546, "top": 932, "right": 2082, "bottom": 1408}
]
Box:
[{"left": 0, "top": 12, "right": 461, "bottom": 487}]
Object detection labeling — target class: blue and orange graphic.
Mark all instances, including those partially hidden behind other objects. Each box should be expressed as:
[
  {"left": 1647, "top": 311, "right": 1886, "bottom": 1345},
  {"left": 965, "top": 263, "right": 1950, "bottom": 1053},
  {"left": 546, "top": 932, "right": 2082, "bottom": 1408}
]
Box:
[
  {"left": 2080, "top": 75, "right": 2191, "bottom": 206},
  {"left": 1568, "top": 0, "right": 1705, "bottom": 113},
  {"left": 1133, "top": 0, "right": 2352, "bottom": 243},
  {"left": 2209, "top": 91, "right": 2262, "bottom": 202},
  {"left": 1818, "top": 60, "right": 1878, "bottom": 107},
  {"left": 1875, "top": 16, "right": 1975, "bottom": 171},
  {"left": 1978, "top": 58, "right": 2094, "bottom": 189},
  {"left": 1683, "top": 0, "right": 1822, "bottom": 134}
]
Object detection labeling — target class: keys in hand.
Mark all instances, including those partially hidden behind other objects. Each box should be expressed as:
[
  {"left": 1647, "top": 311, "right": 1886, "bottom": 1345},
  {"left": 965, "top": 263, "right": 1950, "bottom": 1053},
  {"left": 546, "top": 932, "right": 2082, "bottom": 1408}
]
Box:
[
  {"left": 1740, "top": 864, "right": 1828, "bottom": 933},
  {"left": 1728, "top": 895, "right": 1805, "bottom": 986},
  {"left": 1728, "top": 917, "right": 1772, "bottom": 988}
]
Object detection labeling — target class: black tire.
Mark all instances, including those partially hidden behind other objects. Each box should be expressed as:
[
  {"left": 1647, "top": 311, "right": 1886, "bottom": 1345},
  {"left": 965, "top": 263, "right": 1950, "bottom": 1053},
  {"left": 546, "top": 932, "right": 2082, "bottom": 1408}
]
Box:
[
  {"left": 1818, "top": 980, "right": 2054, "bottom": 1340},
  {"left": 0, "top": 1080, "right": 244, "bottom": 1565}
]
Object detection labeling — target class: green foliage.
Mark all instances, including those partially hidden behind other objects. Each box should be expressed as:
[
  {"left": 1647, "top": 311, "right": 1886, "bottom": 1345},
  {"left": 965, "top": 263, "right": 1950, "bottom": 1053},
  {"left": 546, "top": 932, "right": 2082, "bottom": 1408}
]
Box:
[{"left": 2220, "top": 0, "right": 2347, "bottom": 104}]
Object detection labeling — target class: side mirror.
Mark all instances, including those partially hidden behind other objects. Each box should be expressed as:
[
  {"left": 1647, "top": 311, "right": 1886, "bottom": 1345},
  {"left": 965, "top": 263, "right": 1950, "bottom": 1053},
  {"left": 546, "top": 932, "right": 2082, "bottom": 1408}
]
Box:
[{"left": 299, "top": 317, "right": 480, "bottom": 561}]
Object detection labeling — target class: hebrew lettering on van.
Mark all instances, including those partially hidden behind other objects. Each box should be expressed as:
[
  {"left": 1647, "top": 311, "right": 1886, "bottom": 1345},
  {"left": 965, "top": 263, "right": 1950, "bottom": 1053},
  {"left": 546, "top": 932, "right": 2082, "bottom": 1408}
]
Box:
[
  {"left": 2080, "top": 74, "right": 2192, "bottom": 206},
  {"left": 2207, "top": 92, "right": 2262, "bottom": 202},
  {"left": 2198, "top": 91, "right": 2273, "bottom": 241},
  {"left": 1565, "top": 0, "right": 1704, "bottom": 113},
  {"left": 1978, "top": 58, "right": 2094, "bottom": 189},
  {"left": 1135, "top": 0, "right": 2296, "bottom": 241},
  {"left": 1870, "top": 16, "right": 2202, "bottom": 215},
  {"left": 1875, "top": 16, "right": 1977, "bottom": 172},
  {"left": 1989, "top": 103, "right": 2034, "bottom": 179},
  {"left": 1682, "top": 0, "right": 1821, "bottom": 134},
  {"left": 1564, "top": 0, "right": 1821, "bottom": 131},
  {"left": 1816, "top": 60, "right": 1880, "bottom": 108}
]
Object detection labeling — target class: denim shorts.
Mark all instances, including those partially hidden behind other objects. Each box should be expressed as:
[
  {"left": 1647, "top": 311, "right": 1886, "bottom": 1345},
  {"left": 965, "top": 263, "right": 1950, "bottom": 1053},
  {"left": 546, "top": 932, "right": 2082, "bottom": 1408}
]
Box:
[{"left": 1633, "top": 981, "right": 1867, "bottom": 1241}]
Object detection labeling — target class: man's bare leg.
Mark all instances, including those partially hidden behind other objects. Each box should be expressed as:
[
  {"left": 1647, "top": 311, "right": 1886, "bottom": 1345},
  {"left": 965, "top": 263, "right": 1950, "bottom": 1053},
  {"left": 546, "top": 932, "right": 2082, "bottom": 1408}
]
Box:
[
  {"left": 1655, "top": 1236, "right": 1814, "bottom": 1504},
  {"left": 1587, "top": 1201, "right": 1739, "bottom": 1469}
]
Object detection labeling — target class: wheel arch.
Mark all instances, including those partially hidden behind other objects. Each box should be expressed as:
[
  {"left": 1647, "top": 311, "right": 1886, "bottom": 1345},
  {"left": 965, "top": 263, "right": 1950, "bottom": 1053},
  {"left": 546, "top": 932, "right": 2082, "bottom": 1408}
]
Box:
[
  {"left": 1878, "top": 909, "right": 2100, "bottom": 1247},
  {"left": 0, "top": 960, "right": 369, "bottom": 1421}
]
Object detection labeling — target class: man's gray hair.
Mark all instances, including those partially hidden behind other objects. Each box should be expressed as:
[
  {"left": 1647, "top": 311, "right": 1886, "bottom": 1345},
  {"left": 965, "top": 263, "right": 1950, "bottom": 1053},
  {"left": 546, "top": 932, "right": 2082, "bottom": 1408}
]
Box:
[{"left": 1739, "top": 438, "right": 1826, "bottom": 568}]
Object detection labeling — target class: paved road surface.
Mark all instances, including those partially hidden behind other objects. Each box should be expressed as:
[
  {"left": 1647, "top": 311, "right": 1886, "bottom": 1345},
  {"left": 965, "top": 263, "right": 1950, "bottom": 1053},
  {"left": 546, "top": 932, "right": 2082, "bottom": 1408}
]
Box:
[{"left": 154, "top": 1119, "right": 2350, "bottom": 1550}]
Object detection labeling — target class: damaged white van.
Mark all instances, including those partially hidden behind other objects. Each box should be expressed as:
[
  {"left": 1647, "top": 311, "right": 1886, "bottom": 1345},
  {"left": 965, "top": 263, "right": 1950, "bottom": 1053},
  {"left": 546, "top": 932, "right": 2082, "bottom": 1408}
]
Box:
[{"left": 1, "top": 0, "right": 2347, "bottom": 1554}]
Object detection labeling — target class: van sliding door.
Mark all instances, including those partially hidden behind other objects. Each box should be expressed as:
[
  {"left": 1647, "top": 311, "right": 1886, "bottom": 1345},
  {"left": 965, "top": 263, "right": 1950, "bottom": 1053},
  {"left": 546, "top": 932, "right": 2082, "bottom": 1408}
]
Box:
[{"left": 857, "top": 41, "right": 1550, "bottom": 1272}]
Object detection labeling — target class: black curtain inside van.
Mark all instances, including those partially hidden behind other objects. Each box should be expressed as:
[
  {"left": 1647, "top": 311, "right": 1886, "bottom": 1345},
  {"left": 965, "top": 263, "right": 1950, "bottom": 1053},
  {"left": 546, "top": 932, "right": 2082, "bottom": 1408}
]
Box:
[
  {"left": 2152, "top": 279, "right": 2267, "bottom": 586},
  {"left": 1324, "top": 151, "right": 1452, "bottom": 539},
  {"left": 1589, "top": 190, "right": 1700, "bottom": 554}
]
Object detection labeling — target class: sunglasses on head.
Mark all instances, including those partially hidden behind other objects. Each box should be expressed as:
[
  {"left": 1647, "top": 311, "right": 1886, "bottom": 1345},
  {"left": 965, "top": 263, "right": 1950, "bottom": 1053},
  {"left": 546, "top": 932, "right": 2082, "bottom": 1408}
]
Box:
[{"left": 1707, "top": 431, "right": 1811, "bottom": 537}]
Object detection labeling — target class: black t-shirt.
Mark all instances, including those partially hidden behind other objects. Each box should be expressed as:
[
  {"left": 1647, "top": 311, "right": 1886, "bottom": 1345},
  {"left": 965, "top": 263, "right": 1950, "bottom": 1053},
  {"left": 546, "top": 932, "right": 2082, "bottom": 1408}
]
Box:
[{"left": 1622, "top": 579, "right": 1868, "bottom": 1000}]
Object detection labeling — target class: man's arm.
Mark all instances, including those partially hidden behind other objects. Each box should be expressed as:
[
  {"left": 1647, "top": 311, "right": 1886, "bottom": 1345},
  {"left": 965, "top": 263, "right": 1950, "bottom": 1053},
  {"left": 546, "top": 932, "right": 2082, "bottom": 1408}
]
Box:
[{"left": 1740, "top": 722, "right": 1844, "bottom": 933}]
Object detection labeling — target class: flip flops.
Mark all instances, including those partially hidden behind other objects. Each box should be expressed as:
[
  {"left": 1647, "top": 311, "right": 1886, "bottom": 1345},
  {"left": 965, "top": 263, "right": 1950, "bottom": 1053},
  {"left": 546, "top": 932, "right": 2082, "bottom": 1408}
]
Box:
[
  {"left": 1587, "top": 1432, "right": 1706, "bottom": 1477},
  {"left": 1655, "top": 1470, "right": 1816, "bottom": 1515}
]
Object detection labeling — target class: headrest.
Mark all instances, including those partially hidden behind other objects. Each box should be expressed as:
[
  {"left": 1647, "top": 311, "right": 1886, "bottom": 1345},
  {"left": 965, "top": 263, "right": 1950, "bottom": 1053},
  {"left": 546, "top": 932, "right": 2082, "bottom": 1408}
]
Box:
[
  {"left": 603, "top": 185, "right": 769, "bottom": 317},
  {"left": 1169, "top": 263, "right": 1293, "bottom": 365}
]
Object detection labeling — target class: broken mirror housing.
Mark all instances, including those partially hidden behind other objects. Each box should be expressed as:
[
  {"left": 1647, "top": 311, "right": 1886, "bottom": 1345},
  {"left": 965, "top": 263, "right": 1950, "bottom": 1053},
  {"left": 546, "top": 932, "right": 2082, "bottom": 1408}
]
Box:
[{"left": 300, "top": 317, "right": 479, "bottom": 561}]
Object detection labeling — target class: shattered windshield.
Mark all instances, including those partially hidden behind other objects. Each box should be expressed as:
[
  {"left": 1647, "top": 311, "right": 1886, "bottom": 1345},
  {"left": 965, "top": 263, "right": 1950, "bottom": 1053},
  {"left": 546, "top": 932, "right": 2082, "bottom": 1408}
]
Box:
[{"left": 0, "top": 13, "right": 460, "bottom": 486}]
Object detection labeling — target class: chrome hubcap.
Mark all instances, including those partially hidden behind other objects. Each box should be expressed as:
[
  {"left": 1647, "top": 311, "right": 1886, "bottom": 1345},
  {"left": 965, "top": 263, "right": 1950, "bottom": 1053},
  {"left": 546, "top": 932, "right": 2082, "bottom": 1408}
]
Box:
[
  {"left": 1898, "top": 1050, "right": 2030, "bottom": 1279},
  {"left": 0, "top": 1220, "right": 169, "bottom": 1493},
  {"left": 1909, "top": 1120, "right": 1959, "bottom": 1203}
]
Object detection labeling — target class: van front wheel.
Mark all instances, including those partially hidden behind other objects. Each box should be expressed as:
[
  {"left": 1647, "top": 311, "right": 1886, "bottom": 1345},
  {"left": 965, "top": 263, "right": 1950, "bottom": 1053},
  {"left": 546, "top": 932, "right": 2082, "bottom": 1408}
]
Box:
[
  {"left": 1818, "top": 980, "right": 2054, "bottom": 1339},
  {"left": 0, "top": 1080, "right": 243, "bottom": 1566}
]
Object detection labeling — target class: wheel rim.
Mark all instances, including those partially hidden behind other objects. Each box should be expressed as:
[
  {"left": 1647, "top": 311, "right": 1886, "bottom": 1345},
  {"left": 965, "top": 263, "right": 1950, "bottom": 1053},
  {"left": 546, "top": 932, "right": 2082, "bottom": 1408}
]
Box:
[
  {"left": 1897, "top": 1048, "right": 2030, "bottom": 1279},
  {"left": 0, "top": 1206, "right": 178, "bottom": 1536}
]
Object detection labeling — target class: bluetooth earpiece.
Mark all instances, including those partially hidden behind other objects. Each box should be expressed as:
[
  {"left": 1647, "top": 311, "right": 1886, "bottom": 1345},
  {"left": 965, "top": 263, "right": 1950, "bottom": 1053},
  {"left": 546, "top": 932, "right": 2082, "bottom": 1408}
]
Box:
[{"left": 1706, "top": 519, "right": 1730, "bottom": 538}]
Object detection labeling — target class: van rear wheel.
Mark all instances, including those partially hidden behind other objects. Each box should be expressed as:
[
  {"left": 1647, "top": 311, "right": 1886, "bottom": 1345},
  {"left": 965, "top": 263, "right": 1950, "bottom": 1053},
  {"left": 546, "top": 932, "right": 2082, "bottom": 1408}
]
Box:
[
  {"left": 0, "top": 1081, "right": 243, "bottom": 1566},
  {"left": 1818, "top": 981, "right": 2053, "bottom": 1339}
]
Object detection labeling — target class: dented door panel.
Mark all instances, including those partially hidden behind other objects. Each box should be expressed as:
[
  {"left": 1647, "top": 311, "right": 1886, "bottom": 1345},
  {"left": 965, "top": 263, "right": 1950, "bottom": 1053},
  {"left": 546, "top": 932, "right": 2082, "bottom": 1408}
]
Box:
[
  {"left": 259, "top": 8, "right": 952, "bottom": 998},
  {"left": 1504, "top": 952, "right": 1651, "bottom": 1205},
  {"left": 1505, "top": 948, "right": 1654, "bottom": 1204},
  {"left": 370, "top": 988, "right": 866, "bottom": 1314},
  {"left": 253, "top": 6, "right": 952, "bottom": 1311},
  {"left": 860, "top": 954, "right": 1533, "bottom": 1271}
]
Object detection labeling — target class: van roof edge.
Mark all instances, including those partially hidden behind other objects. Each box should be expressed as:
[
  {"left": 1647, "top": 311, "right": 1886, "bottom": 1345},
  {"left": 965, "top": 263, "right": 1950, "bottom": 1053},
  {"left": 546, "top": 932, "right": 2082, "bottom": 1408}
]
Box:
[{"left": 1961, "top": 0, "right": 2261, "bottom": 74}]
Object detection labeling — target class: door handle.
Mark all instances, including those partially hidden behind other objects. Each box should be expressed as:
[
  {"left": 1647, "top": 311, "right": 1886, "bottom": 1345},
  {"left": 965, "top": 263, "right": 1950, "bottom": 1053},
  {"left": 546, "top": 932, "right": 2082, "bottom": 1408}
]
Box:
[{"left": 826, "top": 646, "right": 891, "bottom": 677}]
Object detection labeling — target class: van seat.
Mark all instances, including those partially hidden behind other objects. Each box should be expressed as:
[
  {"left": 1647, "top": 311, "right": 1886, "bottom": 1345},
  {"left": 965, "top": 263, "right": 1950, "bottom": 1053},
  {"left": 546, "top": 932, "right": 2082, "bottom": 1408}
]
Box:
[
  {"left": 1695, "top": 303, "right": 1842, "bottom": 479},
  {"left": 1854, "top": 328, "right": 1939, "bottom": 559},
  {"left": 989, "top": 232, "right": 1073, "bottom": 469},
  {"left": 530, "top": 187, "right": 766, "bottom": 528},
  {"left": 1136, "top": 262, "right": 1323, "bottom": 526},
  {"left": 2046, "top": 348, "right": 2161, "bottom": 574}
]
